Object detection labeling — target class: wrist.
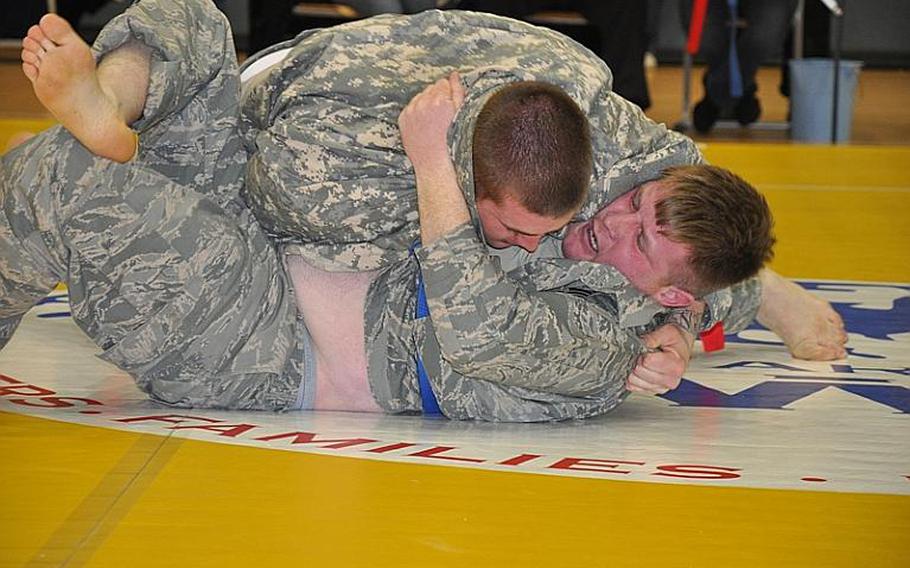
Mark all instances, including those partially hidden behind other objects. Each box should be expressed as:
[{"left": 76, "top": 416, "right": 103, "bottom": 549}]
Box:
[{"left": 411, "top": 154, "right": 455, "bottom": 177}]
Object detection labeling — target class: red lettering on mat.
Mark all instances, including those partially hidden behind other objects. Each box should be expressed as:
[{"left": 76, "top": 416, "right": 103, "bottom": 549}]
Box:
[
  {"left": 169, "top": 423, "right": 258, "bottom": 438},
  {"left": 116, "top": 414, "right": 221, "bottom": 425},
  {"left": 652, "top": 464, "right": 742, "bottom": 480},
  {"left": 548, "top": 458, "right": 645, "bottom": 474},
  {"left": 407, "top": 446, "right": 486, "bottom": 463},
  {"left": 10, "top": 396, "right": 103, "bottom": 408},
  {"left": 255, "top": 431, "right": 377, "bottom": 449}
]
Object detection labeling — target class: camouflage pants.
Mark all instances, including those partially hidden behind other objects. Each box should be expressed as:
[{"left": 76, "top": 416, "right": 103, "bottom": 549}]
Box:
[{"left": 0, "top": 0, "right": 310, "bottom": 410}]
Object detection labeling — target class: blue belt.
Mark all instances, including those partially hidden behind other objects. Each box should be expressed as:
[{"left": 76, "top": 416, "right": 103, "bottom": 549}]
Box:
[{"left": 411, "top": 241, "right": 443, "bottom": 416}]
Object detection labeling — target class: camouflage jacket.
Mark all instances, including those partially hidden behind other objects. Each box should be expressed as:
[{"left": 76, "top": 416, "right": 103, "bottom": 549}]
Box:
[{"left": 239, "top": 11, "right": 761, "bottom": 420}]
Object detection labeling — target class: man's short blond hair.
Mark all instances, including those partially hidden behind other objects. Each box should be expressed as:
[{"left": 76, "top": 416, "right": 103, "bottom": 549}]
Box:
[{"left": 656, "top": 165, "right": 775, "bottom": 295}]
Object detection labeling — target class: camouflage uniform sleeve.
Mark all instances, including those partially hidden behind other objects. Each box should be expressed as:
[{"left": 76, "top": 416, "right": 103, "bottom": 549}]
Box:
[
  {"left": 239, "top": 25, "right": 424, "bottom": 271},
  {"left": 415, "top": 225, "right": 646, "bottom": 398},
  {"left": 581, "top": 91, "right": 704, "bottom": 218},
  {"left": 700, "top": 276, "right": 763, "bottom": 334}
]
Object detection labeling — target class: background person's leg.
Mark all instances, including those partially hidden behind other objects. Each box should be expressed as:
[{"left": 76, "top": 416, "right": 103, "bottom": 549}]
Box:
[
  {"left": 249, "top": 0, "right": 294, "bottom": 54},
  {"left": 736, "top": 0, "right": 798, "bottom": 92},
  {"left": 679, "top": 0, "right": 733, "bottom": 132},
  {"left": 698, "top": 1, "right": 736, "bottom": 108},
  {"left": 575, "top": 0, "right": 652, "bottom": 110},
  {"left": 734, "top": 0, "right": 798, "bottom": 122}
]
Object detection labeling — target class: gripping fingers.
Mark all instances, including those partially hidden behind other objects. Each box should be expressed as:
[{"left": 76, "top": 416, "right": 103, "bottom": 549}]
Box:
[
  {"left": 626, "top": 350, "right": 685, "bottom": 394},
  {"left": 626, "top": 372, "right": 670, "bottom": 395},
  {"left": 640, "top": 349, "right": 684, "bottom": 380},
  {"left": 643, "top": 324, "right": 692, "bottom": 359},
  {"left": 638, "top": 358, "right": 681, "bottom": 390}
]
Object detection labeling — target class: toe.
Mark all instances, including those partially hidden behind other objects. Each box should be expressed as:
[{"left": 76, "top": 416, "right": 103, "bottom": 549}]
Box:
[
  {"left": 22, "top": 37, "right": 43, "bottom": 56},
  {"left": 22, "top": 61, "right": 39, "bottom": 83},
  {"left": 27, "top": 26, "right": 49, "bottom": 50},
  {"left": 29, "top": 23, "right": 55, "bottom": 51},
  {"left": 39, "top": 13, "right": 77, "bottom": 45},
  {"left": 27, "top": 25, "right": 44, "bottom": 41},
  {"left": 21, "top": 48, "right": 40, "bottom": 66}
]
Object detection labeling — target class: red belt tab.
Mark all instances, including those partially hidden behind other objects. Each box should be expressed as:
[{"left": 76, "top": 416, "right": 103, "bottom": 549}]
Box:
[{"left": 699, "top": 322, "right": 726, "bottom": 352}]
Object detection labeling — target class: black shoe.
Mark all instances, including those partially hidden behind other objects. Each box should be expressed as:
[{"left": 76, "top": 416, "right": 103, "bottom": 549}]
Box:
[
  {"left": 735, "top": 95, "right": 761, "bottom": 126},
  {"left": 692, "top": 97, "right": 720, "bottom": 133}
]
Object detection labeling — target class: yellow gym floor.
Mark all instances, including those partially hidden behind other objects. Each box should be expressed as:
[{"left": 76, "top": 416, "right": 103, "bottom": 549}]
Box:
[{"left": 1, "top": 138, "right": 908, "bottom": 567}]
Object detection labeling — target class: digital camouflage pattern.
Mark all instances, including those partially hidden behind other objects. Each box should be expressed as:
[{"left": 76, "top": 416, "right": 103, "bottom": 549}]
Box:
[
  {"left": 0, "top": 0, "right": 763, "bottom": 421},
  {"left": 239, "top": 9, "right": 702, "bottom": 272},
  {"left": 0, "top": 0, "right": 310, "bottom": 410},
  {"left": 241, "top": 9, "right": 759, "bottom": 419}
]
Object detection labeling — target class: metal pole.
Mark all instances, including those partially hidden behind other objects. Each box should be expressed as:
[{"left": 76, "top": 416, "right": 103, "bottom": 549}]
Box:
[
  {"left": 679, "top": 52, "right": 692, "bottom": 130},
  {"left": 830, "top": 3, "right": 844, "bottom": 143},
  {"left": 677, "top": 0, "right": 709, "bottom": 132}
]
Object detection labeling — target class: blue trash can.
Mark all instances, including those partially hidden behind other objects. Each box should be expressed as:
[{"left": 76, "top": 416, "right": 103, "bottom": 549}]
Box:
[{"left": 789, "top": 58, "right": 862, "bottom": 143}]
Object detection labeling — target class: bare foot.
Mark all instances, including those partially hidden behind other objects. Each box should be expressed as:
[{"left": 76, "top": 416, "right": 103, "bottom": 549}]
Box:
[
  {"left": 756, "top": 269, "right": 848, "bottom": 360},
  {"left": 20, "top": 14, "right": 137, "bottom": 163}
]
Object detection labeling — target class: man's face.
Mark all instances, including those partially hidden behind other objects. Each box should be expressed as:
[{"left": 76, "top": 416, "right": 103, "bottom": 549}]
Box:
[
  {"left": 476, "top": 193, "right": 575, "bottom": 252},
  {"left": 561, "top": 181, "right": 693, "bottom": 305}
]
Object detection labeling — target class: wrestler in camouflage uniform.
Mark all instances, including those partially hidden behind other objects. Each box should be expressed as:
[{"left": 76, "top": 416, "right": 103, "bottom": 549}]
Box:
[{"left": 0, "top": 0, "right": 761, "bottom": 421}]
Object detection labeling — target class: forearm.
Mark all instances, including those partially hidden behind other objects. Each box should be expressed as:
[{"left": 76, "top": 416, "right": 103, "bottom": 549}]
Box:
[
  {"left": 402, "top": 72, "right": 471, "bottom": 246},
  {"left": 583, "top": 90, "right": 704, "bottom": 220},
  {"left": 415, "top": 161, "right": 471, "bottom": 245}
]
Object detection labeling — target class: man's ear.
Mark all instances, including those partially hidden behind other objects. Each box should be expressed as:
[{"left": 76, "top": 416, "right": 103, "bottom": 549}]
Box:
[{"left": 654, "top": 285, "right": 695, "bottom": 308}]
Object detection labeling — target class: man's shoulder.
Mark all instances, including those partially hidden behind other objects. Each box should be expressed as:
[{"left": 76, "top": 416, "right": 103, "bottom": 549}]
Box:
[{"left": 488, "top": 237, "right": 564, "bottom": 273}]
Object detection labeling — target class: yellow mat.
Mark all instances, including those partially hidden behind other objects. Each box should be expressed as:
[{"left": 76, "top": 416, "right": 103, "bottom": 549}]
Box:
[{"left": 1, "top": 140, "right": 908, "bottom": 567}]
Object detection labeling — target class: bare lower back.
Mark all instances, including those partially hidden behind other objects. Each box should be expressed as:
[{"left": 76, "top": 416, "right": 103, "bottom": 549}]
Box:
[{"left": 285, "top": 255, "right": 381, "bottom": 412}]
